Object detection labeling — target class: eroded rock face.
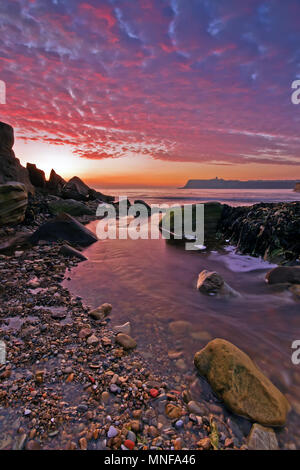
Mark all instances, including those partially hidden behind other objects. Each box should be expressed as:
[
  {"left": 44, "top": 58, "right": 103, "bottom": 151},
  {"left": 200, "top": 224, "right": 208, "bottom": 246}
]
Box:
[
  {"left": 61, "top": 176, "right": 91, "bottom": 201},
  {"left": 26, "top": 163, "right": 46, "bottom": 188},
  {"left": 0, "top": 182, "right": 28, "bottom": 226},
  {"left": 47, "top": 169, "right": 66, "bottom": 195},
  {"left": 0, "top": 122, "right": 33, "bottom": 194},
  {"left": 266, "top": 266, "right": 300, "bottom": 285},
  {"left": 29, "top": 213, "right": 98, "bottom": 246},
  {"left": 194, "top": 339, "right": 290, "bottom": 426}
]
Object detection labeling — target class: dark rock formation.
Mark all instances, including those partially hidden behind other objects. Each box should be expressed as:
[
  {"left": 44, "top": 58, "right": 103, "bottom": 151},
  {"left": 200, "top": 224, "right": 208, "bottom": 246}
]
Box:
[
  {"left": 48, "top": 198, "right": 94, "bottom": 217},
  {"left": 26, "top": 163, "right": 46, "bottom": 188},
  {"left": 29, "top": 213, "right": 98, "bottom": 246},
  {"left": 59, "top": 243, "right": 88, "bottom": 261},
  {"left": 0, "top": 122, "right": 34, "bottom": 194},
  {"left": 61, "top": 176, "right": 91, "bottom": 201},
  {"left": 0, "top": 182, "right": 28, "bottom": 226},
  {"left": 219, "top": 202, "right": 300, "bottom": 264},
  {"left": 266, "top": 266, "right": 300, "bottom": 285},
  {"left": 46, "top": 169, "right": 66, "bottom": 195}
]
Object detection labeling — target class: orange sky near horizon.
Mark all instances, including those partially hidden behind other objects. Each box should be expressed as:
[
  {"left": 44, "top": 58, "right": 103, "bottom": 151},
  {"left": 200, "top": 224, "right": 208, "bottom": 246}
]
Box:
[{"left": 15, "top": 140, "right": 300, "bottom": 189}]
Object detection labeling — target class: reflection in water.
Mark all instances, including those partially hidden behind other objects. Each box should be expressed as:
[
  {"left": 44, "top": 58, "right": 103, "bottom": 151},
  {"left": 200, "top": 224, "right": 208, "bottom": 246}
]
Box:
[{"left": 64, "top": 217, "right": 300, "bottom": 441}]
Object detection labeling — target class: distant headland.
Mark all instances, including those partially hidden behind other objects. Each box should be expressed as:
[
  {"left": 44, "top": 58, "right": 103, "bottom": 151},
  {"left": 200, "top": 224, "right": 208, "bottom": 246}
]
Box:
[{"left": 181, "top": 177, "right": 300, "bottom": 190}]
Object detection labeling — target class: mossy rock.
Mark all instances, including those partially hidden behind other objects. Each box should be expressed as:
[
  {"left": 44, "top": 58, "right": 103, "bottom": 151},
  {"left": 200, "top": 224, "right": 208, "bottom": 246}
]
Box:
[
  {"left": 48, "top": 198, "right": 94, "bottom": 217},
  {"left": 194, "top": 339, "right": 290, "bottom": 426}
]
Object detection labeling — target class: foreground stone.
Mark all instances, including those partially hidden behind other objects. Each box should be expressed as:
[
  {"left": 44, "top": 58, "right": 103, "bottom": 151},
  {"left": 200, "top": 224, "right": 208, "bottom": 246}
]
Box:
[
  {"left": 59, "top": 244, "right": 87, "bottom": 261},
  {"left": 247, "top": 424, "right": 278, "bottom": 450},
  {"left": 89, "top": 303, "right": 112, "bottom": 320},
  {"left": 197, "top": 270, "right": 240, "bottom": 297},
  {"left": 0, "top": 182, "right": 28, "bottom": 226},
  {"left": 266, "top": 266, "right": 300, "bottom": 285},
  {"left": 48, "top": 198, "right": 94, "bottom": 217},
  {"left": 115, "top": 333, "right": 137, "bottom": 350},
  {"left": 29, "top": 213, "right": 98, "bottom": 246},
  {"left": 194, "top": 339, "right": 290, "bottom": 426}
]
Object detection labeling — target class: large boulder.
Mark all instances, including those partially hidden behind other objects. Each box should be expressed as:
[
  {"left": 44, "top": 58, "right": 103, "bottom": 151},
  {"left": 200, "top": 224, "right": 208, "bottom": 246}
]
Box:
[
  {"left": 197, "top": 270, "right": 240, "bottom": 297},
  {"left": 26, "top": 163, "right": 46, "bottom": 188},
  {"left": 0, "top": 182, "right": 28, "bottom": 226},
  {"left": 194, "top": 339, "right": 290, "bottom": 426},
  {"left": 46, "top": 169, "right": 66, "bottom": 195},
  {"left": 0, "top": 122, "right": 34, "bottom": 194},
  {"left": 29, "top": 213, "right": 98, "bottom": 246},
  {"left": 266, "top": 266, "right": 300, "bottom": 285},
  {"left": 61, "top": 176, "right": 91, "bottom": 201},
  {"left": 48, "top": 198, "right": 94, "bottom": 217}
]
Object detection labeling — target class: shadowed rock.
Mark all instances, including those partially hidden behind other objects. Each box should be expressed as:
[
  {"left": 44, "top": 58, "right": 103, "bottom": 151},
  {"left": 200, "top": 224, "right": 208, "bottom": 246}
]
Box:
[
  {"left": 0, "top": 122, "right": 33, "bottom": 193},
  {"left": 59, "top": 244, "right": 88, "bottom": 261},
  {"left": 47, "top": 169, "right": 66, "bottom": 195},
  {"left": 26, "top": 163, "right": 46, "bottom": 188},
  {"left": 29, "top": 213, "right": 98, "bottom": 246},
  {"left": 0, "top": 182, "right": 28, "bottom": 226},
  {"left": 266, "top": 266, "right": 300, "bottom": 285},
  {"left": 48, "top": 198, "right": 94, "bottom": 216}
]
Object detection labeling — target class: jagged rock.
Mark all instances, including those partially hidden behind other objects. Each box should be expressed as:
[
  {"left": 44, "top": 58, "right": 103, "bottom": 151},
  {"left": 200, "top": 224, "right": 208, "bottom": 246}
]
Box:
[
  {"left": 29, "top": 213, "right": 98, "bottom": 246},
  {"left": 197, "top": 270, "right": 240, "bottom": 297},
  {"left": 47, "top": 169, "right": 66, "bottom": 195},
  {"left": 61, "top": 176, "right": 91, "bottom": 201},
  {"left": 247, "top": 424, "right": 278, "bottom": 450},
  {"left": 266, "top": 266, "right": 300, "bottom": 285},
  {"left": 0, "top": 182, "right": 28, "bottom": 226},
  {"left": 0, "top": 122, "right": 34, "bottom": 194},
  {"left": 59, "top": 244, "right": 87, "bottom": 261},
  {"left": 219, "top": 202, "right": 300, "bottom": 264},
  {"left": 48, "top": 198, "right": 94, "bottom": 217},
  {"left": 26, "top": 163, "right": 46, "bottom": 188},
  {"left": 194, "top": 339, "right": 290, "bottom": 426}
]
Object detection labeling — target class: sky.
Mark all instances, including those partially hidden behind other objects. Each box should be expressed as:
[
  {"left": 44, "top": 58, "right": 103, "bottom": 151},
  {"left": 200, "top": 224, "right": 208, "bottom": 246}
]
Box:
[{"left": 0, "top": 0, "right": 300, "bottom": 187}]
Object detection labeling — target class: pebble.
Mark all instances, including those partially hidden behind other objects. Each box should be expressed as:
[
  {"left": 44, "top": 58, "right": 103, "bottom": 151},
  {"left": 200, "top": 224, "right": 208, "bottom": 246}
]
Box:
[{"left": 107, "top": 426, "right": 118, "bottom": 439}]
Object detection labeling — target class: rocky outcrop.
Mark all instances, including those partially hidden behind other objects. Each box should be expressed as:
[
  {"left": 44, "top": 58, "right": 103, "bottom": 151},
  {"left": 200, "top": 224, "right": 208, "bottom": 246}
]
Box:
[
  {"left": 61, "top": 176, "right": 91, "bottom": 201},
  {"left": 294, "top": 183, "right": 300, "bottom": 192},
  {"left": 46, "top": 169, "right": 66, "bottom": 195},
  {"left": 26, "top": 163, "right": 46, "bottom": 188},
  {"left": 160, "top": 202, "right": 224, "bottom": 244},
  {"left": 219, "top": 202, "right": 300, "bottom": 264},
  {"left": 0, "top": 122, "right": 34, "bottom": 194},
  {"left": 194, "top": 339, "right": 290, "bottom": 426},
  {"left": 0, "top": 182, "right": 28, "bottom": 226},
  {"left": 197, "top": 270, "right": 240, "bottom": 297},
  {"left": 48, "top": 198, "right": 94, "bottom": 217},
  {"left": 266, "top": 266, "right": 300, "bottom": 285},
  {"left": 29, "top": 213, "right": 98, "bottom": 246}
]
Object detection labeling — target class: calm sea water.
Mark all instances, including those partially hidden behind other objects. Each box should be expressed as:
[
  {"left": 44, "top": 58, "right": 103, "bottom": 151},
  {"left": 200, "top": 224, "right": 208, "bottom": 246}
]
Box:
[
  {"left": 65, "top": 188, "right": 300, "bottom": 446},
  {"left": 97, "top": 187, "right": 300, "bottom": 207}
]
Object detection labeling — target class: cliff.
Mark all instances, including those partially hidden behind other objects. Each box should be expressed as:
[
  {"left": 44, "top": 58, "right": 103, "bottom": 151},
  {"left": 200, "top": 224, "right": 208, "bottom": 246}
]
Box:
[{"left": 182, "top": 178, "right": 298, "bottom": 190}]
